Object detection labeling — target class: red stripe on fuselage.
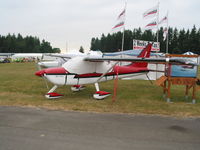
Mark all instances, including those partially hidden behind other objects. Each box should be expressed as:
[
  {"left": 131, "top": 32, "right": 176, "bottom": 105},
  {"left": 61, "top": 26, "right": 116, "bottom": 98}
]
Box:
[{"left": 75, "top": 66, "right": 149, "bottom": 78}]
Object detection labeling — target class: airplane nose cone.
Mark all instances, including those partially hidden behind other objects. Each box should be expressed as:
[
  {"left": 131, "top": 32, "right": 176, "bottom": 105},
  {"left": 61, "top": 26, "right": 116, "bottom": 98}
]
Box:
[{"left": 35, "top": 70, "right": 45, "bottom": 77}]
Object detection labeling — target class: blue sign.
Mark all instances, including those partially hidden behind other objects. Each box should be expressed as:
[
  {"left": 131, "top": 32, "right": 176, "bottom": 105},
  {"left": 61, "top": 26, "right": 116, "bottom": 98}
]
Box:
[{"left": 171, "top": 65, "right": 197, "bottom": 77}]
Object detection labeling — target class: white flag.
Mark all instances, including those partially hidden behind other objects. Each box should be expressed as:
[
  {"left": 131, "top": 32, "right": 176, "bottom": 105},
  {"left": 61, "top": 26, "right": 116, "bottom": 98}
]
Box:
[
  {"left": 144, "top": 20, "right": 157, "bottom": 30},
  {"left": 143, "top": 5, "right": 158, "bottom": 19},
  {"left": 163, "top": 27, "right": 168, "bottom": 40},
  {"left": 112, "top": 8, "right": 126, "bottom": 31},
  {"left": 159, "top": 15, "right": 168, "bottom": 24}
]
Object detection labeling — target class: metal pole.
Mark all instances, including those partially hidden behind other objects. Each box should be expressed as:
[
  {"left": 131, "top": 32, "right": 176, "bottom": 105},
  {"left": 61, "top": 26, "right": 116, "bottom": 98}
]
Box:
[
  {"left": 156, "top": 1, "right": 159, "bottom": 79},
  {"left": 121, "top": 1, "right": 127, "bottom": 53},
  {"left": 166, "top": 12, "right": 169, "bottom": 54},
  {"left": 156, "top": 1, "right": 160, "bottom": 43},
  {"left": 120, "top": 1, "right": 127, "bottom": 66},
  {"left": 121, "top": 27, "right": 125, "bottom": 52}
]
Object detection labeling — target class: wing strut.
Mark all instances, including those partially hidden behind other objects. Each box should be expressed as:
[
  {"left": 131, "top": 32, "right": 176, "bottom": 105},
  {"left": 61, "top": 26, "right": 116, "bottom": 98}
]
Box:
[
  {"left": 96, "top": 62, "right": 119, "bottom": 82},
  {"left": 145, "top": 73, "right": 153, "bottom": 84},
  {"left": 35, "top": 57, "right": 49, "bottom": 89}
]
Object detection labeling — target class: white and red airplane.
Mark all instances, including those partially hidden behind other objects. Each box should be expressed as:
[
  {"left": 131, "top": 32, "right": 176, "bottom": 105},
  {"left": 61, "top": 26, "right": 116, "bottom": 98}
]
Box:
[{"left": 35, "top": 43, "right": 195, "bottom": 100}]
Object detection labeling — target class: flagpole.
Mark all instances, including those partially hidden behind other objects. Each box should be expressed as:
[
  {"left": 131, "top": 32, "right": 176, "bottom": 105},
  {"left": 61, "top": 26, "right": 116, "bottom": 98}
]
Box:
[
  {"left": 121, "top": 26, "right": 125, "bottom": 53},
  {"left": 120, "top": 1, "right": 127, "bottom": 66},
  {"left": 156, "top": 1, "right": 160, "bottom": 43},
  {"left": 166, "top": 12, "right": 169, "bottom": 54},
  {"left": 120, "top": 26, "right": 125, "bottom": 66},
  {"left": 156, "top": 1, "right": 160, "bottom": 80},
  {"left": 121, "top": 1, "right": 127, "bottom": 53}
]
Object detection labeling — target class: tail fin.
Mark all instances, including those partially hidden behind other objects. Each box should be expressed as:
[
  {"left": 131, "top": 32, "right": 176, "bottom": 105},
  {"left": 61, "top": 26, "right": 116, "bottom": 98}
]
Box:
[{"left": 131, "top": 43, "right": 152, "bottom": 67}]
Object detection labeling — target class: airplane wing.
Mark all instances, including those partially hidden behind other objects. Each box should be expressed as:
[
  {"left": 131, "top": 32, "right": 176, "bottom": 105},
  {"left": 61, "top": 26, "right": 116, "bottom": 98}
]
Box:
[
  {"left": 85, "top": 56, "right": 198, "bottom": 83},
  {"left": 84, "top": 57, "right": 198, "bottom": 65},
  {"left": 45, "top": 54, "right": 72, "bottom": 59}
]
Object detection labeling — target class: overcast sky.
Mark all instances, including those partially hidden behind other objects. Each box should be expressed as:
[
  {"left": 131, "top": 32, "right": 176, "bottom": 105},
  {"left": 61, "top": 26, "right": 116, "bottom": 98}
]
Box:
[{"left": 0, "top": 0, "right": 199, "bottom": 53}]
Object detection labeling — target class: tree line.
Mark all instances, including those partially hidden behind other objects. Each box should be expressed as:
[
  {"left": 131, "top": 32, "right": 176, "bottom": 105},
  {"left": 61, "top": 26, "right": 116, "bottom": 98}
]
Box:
[
  {"left": 90, "top": 26, "right": 200, "bottom": 54},
  {"left": 0, "top": 33, "right": 60, "bottom": 53}
]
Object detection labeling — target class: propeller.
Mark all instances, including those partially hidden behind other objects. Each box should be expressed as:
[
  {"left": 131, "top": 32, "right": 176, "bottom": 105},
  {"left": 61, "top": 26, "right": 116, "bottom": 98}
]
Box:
[
  {"left": 42, "top": 74, "right": 49, "bottom": 89},
  {"left": 35, "top": 55, "right": 49, "bottom": 89}
]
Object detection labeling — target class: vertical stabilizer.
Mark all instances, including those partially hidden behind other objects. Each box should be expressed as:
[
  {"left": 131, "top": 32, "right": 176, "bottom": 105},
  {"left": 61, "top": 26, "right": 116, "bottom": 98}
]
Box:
[{"left": 130, "top": 43, "right": 152, "bottom": 67}]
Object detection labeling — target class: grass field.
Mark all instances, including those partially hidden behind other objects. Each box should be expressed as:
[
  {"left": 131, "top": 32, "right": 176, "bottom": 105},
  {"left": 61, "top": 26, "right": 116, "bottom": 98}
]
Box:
[{"left": 0, "top": 62, "right": 200, "bottom": 117}]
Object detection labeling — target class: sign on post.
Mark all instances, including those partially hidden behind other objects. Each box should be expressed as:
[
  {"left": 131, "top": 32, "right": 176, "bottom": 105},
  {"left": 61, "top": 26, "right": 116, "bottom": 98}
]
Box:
[{"left": 133, "top": 39, "right": 160, "bottom": 51}]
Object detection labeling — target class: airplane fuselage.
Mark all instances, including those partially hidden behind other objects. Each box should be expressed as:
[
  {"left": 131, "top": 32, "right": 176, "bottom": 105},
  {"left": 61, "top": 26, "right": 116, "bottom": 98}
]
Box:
[
  {"left": 37, "top": 57, "right": 149, "bottom": 85},
  {"left": 44, "top": 69, "right": 149, "bottom": 85}
]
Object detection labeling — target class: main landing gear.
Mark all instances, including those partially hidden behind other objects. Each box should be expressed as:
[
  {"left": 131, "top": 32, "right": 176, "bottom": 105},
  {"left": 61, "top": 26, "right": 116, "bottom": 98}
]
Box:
[
  {"left": 45, "top": 85, "right": 64, "bottom": 99},
  {"left": 45, "top": 83, "right": 111, "bottom": 100},
  {"left": 45, "top": 84, "right": 86, "bottom": 99},
  {"left": 93, "top": 83, "right": 111, "bottom": 100}
]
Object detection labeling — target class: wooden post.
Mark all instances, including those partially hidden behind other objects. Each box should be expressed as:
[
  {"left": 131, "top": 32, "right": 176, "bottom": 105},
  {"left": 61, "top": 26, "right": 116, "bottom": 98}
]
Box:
[
  {"left": 185, "top": 85, "right": 189, "bottom": 100},
  {"left": 167, "top": 78, "right": 171, "bottom": 103},
  {"left": 163, "top": 80, "right": 167, "bottom": 98},
  {"left": 192, "top": 84, "right": 196, "bottom": 104}
]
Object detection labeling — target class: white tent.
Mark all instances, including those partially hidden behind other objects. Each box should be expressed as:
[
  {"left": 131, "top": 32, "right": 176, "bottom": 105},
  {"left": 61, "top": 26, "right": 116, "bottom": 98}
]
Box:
[{"left": 183, "top": 51, "right": 196, "bottom": 55}]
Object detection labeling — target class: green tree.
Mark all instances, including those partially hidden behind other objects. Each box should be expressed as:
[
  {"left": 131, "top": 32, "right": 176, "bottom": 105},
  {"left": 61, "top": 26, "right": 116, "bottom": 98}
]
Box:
[
  {"left": 53, "top": 48, "right": 61, "bottom": 53},
  {"left": 90, "top": 38, "right": 96, "bottom": 50},
  {"left": 0, "top": 33, "right": 60, "bottom": 53},
  {"left": 189, "top": 25, "right": 199, "bottom": 53},
  {"left": 79, "top": 46, "right": 84, "bottom": 53},
  {"left": 178, "top": 29, "right": 187, "bottom": 53}
]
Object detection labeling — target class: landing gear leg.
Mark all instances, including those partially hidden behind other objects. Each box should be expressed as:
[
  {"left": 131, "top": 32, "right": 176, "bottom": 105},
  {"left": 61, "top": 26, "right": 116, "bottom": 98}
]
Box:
[
  {"left": 93, "top": 83, "right": 111, "bottom": 100},
  {"left": 95, "top": 83, "right": 100, "bottom": 91},
  {"left": 45, "top": 85, "right": 63, "bottom": 99}
]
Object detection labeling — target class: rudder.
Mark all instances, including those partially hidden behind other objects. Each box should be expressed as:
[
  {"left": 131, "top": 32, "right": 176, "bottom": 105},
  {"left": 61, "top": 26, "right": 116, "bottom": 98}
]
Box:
[{"left": 130, "top": 43, "right": 152, "bottom": 67}]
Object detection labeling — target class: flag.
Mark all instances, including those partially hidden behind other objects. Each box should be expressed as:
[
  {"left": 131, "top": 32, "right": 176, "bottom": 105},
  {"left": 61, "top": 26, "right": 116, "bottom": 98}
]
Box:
[
  {"left": 144, "top": 20, "right": 157, "bottom": 30},
  {"left": 112, "top": 22, "right": 125, "bottom": 30},
  {"left": 159, "top": 15, "right": 168, "bottom": 24},
  {"left": 117, "top": 9, "right": 125, "bottom": 20},
  {"left": 143, "top": 5, "right": 158, "bottom": 19},
  {"left": 112, "top": 8, "right": 126, "bottom": 31},
  {"left": 163, "top": 27, "right": 168, "bottom": 40}
]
